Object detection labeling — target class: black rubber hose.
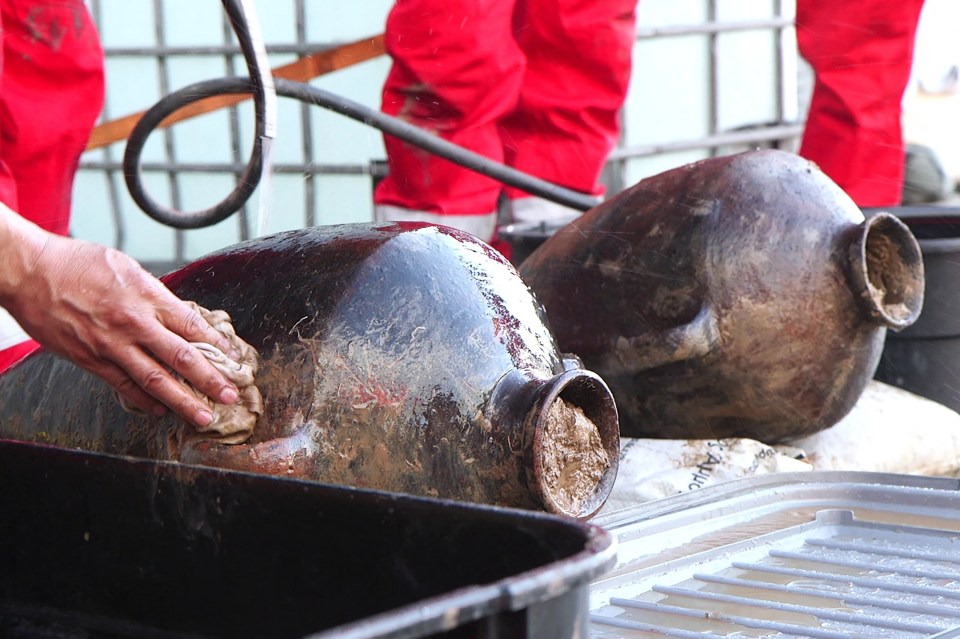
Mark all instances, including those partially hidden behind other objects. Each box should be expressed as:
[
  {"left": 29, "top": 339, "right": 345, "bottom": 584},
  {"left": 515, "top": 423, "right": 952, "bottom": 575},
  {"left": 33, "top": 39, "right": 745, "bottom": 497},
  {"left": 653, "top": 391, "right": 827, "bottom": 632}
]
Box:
[
  {"left": 124, "top": 79, "right": 602, "bottom": 229},
  {"left": 121, "top": 0, "right": 275, "bottom": 229},
  {"left": 277, "top": 78, "right": 602, "bottom": 213}
]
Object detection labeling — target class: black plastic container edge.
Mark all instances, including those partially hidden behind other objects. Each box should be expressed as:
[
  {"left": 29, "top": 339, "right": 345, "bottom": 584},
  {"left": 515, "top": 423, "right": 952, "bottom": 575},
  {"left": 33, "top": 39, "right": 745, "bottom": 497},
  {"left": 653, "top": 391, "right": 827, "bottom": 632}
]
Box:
[
  {"left": 869, "top": 205, "right": 960, "bottom": 412},
  {"left": 0, "top": 440, "right": 615, "bottom": 639}
]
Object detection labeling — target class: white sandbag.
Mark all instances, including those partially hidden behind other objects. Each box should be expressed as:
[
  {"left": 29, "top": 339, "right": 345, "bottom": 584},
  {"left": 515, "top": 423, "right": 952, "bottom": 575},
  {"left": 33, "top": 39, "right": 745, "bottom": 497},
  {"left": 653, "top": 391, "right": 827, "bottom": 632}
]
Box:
[
  {"left": 600, "top": 437, "right": 811, "bottom": 516},
  {"left": 597, "top": 381, "right": 960, "bottom": 518},
  {"left": 781, "top": 380, "right": 960, "bottom": 477}
]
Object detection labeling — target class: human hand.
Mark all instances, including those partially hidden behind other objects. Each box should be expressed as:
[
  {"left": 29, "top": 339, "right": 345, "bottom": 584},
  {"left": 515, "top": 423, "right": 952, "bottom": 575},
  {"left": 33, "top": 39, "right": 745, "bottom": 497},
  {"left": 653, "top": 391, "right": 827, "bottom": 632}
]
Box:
[{"left": 0, "top": 211, "right": 240, "bottom": 427}]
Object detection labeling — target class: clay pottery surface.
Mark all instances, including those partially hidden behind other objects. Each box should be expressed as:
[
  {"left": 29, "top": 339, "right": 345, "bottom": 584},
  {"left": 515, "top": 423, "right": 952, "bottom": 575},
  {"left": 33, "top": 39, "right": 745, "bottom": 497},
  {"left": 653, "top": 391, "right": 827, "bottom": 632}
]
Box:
[
  {"left": 519, "top": 150, "right": 924, "bottom": 443},
  {"left": 0, "top": 223, "right": 619, "bottom": 519}
]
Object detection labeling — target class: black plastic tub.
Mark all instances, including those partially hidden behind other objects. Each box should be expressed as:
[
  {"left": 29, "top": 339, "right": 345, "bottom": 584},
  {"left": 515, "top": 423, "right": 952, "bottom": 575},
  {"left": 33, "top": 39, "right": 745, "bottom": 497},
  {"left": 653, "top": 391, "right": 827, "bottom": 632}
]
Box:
[
  {"left": 0, "top": 440, "right": 615, "bottom": 639},
  {"left": 872, "top": 206, "right": 960, "bottom": 411},
  {"left": 497, "top": 221, "right": 565, "bottom": 267}
]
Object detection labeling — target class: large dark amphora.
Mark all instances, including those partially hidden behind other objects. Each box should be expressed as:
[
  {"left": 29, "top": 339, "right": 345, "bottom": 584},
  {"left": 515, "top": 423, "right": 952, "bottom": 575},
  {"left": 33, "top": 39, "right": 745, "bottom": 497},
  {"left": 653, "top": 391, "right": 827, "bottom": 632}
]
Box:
[
  {"left": 0, "top": 223, "right": 619, "bottom": 519},
  {"left": 519, "top": 150, "right": 924, "bottom": 443}
]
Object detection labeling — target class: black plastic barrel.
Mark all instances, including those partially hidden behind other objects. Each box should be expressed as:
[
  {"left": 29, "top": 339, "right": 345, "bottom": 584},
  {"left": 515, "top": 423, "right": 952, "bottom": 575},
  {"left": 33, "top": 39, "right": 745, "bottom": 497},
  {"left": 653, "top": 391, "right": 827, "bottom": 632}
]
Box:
[
  {"left": 497, "top": 221, "right": 565, "bottom": 267},
  {"left": 873, "top": 206, "right": 960, "bottom": 411},
  {"left": 0, "top": 440, "right": 615, "bottom": 639}
]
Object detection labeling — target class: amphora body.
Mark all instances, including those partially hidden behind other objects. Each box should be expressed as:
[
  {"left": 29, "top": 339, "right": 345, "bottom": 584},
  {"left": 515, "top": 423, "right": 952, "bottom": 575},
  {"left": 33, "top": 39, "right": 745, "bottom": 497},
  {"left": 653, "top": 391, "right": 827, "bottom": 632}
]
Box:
[
  {"left": 0, "top": 223, "right": 619, "bottom": 518},
  {"left": 519, "top": 150, "right": 924, "bottom": 442}
]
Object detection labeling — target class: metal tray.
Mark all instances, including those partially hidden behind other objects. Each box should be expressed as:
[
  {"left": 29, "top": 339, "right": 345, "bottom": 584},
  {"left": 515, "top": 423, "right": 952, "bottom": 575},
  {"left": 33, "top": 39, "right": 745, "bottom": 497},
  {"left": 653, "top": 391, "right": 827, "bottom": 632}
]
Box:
[
  {"left": 590, "top": 471, "right": 960, "bottom": 638},
  {"left": 0, "top": 439, "right": 615, "bottom": 639}
]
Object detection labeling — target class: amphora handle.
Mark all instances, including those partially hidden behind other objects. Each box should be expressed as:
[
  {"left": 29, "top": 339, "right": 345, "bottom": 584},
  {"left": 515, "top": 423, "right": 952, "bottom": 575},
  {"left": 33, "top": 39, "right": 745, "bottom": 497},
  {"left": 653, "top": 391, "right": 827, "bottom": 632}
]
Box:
[{"left": 602, "top": 304, "right": 721, "bottom": 375}]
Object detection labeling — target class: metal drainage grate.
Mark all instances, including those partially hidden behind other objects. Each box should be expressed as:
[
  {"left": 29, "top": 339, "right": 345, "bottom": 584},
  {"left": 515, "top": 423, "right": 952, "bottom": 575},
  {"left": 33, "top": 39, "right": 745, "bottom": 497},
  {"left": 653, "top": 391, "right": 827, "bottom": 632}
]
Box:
[{"left": 590, "top": 510, "right": 960, "bottom": 638}]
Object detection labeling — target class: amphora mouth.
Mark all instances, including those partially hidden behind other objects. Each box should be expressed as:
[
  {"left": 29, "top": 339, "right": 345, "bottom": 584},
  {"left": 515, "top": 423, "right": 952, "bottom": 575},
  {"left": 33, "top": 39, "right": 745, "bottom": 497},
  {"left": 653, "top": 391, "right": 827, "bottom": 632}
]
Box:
[
  {"left": 850, "top": 211, "right": 925, "bottom": 330},
  {"left": 526, "top": 369, "right": 620, "bottom": 520}
]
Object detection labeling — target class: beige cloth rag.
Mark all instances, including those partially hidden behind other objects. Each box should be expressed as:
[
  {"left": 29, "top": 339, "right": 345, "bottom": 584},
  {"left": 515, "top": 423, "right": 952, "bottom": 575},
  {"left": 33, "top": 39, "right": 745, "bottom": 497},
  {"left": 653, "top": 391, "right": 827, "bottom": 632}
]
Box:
[{"left": 118, "top": 302, "right": 263, "bottom": 445}]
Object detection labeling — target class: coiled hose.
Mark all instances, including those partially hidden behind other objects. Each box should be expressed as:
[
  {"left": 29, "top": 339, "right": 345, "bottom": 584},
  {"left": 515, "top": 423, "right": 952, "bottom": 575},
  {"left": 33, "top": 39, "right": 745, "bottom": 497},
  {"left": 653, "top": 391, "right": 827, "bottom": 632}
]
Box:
[{"left": 122, "top": 0, "right": 600, "bottom": 229}]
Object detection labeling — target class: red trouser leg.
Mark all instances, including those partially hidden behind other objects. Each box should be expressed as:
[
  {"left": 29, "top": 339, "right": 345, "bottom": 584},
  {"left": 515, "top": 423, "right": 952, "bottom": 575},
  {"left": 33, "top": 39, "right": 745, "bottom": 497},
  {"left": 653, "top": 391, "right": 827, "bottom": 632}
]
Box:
[
  {"left": 0, "top": 338, "right": 40, "bottom": 373},
  {"left": 374, "top": 0, "right": 524, "bottom": 217},
  {"left": 0, "top": 0, "right": 105, "bottom": 234},
  {"left": 797, "top": 0, "right": 925, "bottom": 207},
  {"left": 501, "top": 0, "right": 637, "bottom": 201},
  {"left": 0, "top": 0, "right": 105, "bottom": 374}
]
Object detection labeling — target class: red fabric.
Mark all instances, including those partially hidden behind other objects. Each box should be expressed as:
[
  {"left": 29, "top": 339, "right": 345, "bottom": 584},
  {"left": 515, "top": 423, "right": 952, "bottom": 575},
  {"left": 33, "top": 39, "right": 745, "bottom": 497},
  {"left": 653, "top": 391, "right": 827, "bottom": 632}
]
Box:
[
  {"left": 0, "top": 338, "right": 40, "bottom": 373},
  {"left": 0, "top": 0, "right": 104, "bottom": 374},
  {"left": 0, "top": 0, "right": 105, "bottom": 233},
  {"left": 797, "top": 0, "right": 925, "bottom": 207},
  {"left": 374, "top": 0, "right": 637, "bottom": 216}
]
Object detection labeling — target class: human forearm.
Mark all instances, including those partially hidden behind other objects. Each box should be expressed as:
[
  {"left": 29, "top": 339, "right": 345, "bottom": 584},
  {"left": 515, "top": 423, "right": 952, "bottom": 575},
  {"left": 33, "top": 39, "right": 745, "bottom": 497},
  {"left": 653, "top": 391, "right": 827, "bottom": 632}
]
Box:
[
  {"left": 0, "top": 203, "right": 49, "bottom": 307},
  {"left": 0, "top": 204, "right": 240, "bottom": 426}
]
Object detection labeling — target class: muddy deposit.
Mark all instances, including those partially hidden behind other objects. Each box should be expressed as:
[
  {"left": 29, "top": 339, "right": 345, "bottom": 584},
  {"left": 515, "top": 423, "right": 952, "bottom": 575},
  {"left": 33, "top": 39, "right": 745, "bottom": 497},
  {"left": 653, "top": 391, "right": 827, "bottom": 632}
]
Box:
[{"left": 538, "top": 398, "right": 610, "bottom": 517}]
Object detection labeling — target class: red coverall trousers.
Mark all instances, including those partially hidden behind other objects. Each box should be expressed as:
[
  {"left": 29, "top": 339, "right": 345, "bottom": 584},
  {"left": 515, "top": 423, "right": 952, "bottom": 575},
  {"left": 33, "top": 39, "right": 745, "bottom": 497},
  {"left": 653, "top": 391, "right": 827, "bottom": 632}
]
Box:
[
  {"left": 0, "top": 0, "right": 105, "bottom": 373},
  {"left": 797, "top": 0, "right": 925, "bottom": 207},
  {"left": 373, "top": 0, "right": 638, "bottom": 240},
  {"left": 378, "top": 0, "right": 922, "bottom": 227}
]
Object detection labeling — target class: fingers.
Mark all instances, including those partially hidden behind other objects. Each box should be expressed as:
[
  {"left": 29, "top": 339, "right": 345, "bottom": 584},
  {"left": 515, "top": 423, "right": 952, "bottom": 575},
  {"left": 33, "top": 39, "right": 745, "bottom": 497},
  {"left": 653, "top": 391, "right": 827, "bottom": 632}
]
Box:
[
  {"left": 143, "top": 332, "right": 241, "bottom": 422},
  {"left": 154, "top": 302, "right": 241, "bottom": 402},
  {"left": 108, "top": 259, "right": 243, "bottom": 417},
  {"left": 101, "top": 362, "right": 166, "bottom": 417},
  {"left": 82, "top": 297, "right": 241, "bottom": 427},
  {"left": 167, "top": 338, "right": 240, "bottom": 405},
  {"left": 90, "top": 330, "right": 239, "bottom": 428},
  {"left": 106, "top": 346, "right": 223, "bottom": 427},
  {"left": 14, "top": 236, "right": 246, "bottom": 426},
  {"left": 171, "top": 299, "right": 240, "bottom": 360}
]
